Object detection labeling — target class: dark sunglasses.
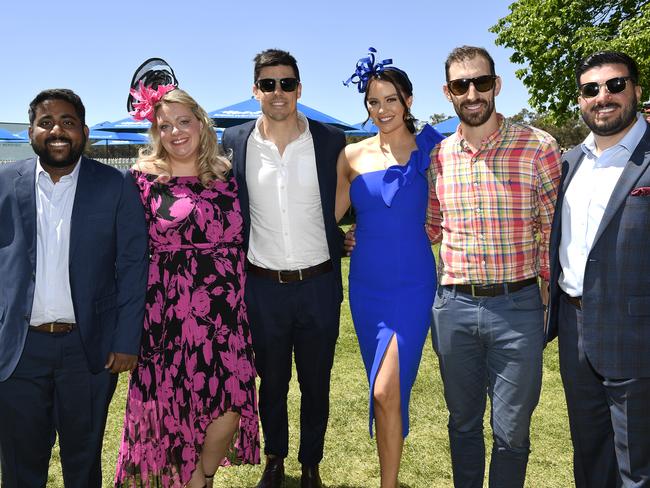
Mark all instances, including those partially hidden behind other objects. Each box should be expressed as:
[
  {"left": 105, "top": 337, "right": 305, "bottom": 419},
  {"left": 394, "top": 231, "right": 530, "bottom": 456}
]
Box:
[
  {"left": 255, "top": 77, "right": 299, "bottom": 93},
  {"left": 579, "top": 76, "right": 632, "bottom": 98},
  {"left": 447, "top": 75, "right": 497, "bottom": 96}
]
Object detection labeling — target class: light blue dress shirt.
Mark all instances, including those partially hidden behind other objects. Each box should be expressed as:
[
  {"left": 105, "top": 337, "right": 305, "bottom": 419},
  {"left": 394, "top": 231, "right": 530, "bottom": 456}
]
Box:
[
  {"left": 30, "top": 158, "right": 81, "bottom": 325},
  {"left": 559, "top": 114, "right": 646, "bottom": 297}
]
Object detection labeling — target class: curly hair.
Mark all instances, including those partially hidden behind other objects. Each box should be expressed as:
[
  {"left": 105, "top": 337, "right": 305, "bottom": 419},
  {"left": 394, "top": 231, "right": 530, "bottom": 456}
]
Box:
[{"left": 138, "top": 89, "right": 230, "bottom": 186}]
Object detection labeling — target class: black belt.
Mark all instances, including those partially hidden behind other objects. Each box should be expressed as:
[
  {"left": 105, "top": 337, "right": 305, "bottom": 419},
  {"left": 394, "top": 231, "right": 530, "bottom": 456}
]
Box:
[
  {"left": 562, "top": 291, "right": 582, "bottom": 310},
  {"left": 31, "top": 322, "right": 76, "bottom": 334},
  {"left": 446, "top": 277, "right": 538, "bottom": 297},
  {"left": 247, "top": 260, "right": 333, "bottom": 284}
]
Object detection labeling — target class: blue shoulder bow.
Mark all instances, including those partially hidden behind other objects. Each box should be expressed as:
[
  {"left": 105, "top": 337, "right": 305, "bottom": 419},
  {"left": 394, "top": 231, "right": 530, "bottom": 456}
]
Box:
[{"left": 380, "top": 124, "right": 445, "bottom": 206}]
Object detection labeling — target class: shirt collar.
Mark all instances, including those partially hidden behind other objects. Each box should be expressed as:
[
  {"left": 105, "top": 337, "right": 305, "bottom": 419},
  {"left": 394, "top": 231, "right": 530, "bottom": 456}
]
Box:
[
  {"left": 36, "top": 156, "right": 83, "bottom": 186},
  {"left": 581, "top": 113, "right": 646, "bottom": 158},
  {"left": 252, "top": 111, "right": 311, "bottom": 145},
  {"left": 457, "top": 113, "right": 507, "bottom": 153}
]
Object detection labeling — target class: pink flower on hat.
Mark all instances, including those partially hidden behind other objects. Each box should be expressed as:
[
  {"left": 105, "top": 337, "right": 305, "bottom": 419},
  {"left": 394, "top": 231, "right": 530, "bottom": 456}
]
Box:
[{"left": 129, "top": 80, "right": 176, "bottom": 122}]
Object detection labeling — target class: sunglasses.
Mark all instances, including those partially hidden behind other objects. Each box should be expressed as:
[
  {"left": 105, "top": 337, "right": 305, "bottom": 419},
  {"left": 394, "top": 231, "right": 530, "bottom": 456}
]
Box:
[
  {"left": 447, "top": 75, "right": 497, "bottom": 96},
  {"left": 255, "top": 77, "right": 299, "bottom": 93},
  {"left": 579, "top": 76, "right": 632, "bottom": 98}
]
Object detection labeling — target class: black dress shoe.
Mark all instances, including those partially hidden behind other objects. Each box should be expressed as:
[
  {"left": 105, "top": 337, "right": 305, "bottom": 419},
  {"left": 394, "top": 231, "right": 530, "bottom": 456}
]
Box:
[
  {"left": 256, "top": 457, "right": 285, "bottom": 488},
  {"left": 300, "top": 464, "right": 323, "bottom": 488}
]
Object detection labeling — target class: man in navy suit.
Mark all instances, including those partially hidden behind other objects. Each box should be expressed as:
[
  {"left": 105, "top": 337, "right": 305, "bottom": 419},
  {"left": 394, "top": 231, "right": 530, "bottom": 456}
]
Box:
[
  {"left": 547, "top": 51, "right": 650, "bottom": 487},
  {"left": 0, "top": 89, "right": 148, "bottom": 487},
  {"left": 222, "top": 49, "right": 345, "bottom": 488}
]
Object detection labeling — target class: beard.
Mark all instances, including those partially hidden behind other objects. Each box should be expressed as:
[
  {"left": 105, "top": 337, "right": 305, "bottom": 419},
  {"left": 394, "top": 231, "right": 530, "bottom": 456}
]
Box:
[
  {"left": 453, "top": 96, "right": 494, "bottom": 127},
  {"left": 581, "top": 94, "right": 638, "bottom": 136},
  {"left": 452, "top": 95, "right": 496, "bottom": 127},
  {"left": 31, "top": 134, "right": 86, "bottom": 168}
]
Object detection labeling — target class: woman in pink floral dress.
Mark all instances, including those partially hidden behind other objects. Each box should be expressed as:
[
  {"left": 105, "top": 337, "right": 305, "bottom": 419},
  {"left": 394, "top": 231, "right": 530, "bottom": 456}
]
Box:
[{"left": 115, "top": 65, "right": 259, "bottom": 488}]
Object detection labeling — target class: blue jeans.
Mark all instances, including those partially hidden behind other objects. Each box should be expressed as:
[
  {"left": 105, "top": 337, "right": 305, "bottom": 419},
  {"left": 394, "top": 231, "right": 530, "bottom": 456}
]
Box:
[{"left": 431, "top": 283, "right": 544, "bottom": 488}]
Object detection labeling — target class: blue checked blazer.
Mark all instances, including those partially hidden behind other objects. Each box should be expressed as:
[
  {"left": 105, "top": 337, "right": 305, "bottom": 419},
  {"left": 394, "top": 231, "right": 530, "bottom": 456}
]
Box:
[{"left": 547, "top": 122, "right": 650, "bottom": 378}]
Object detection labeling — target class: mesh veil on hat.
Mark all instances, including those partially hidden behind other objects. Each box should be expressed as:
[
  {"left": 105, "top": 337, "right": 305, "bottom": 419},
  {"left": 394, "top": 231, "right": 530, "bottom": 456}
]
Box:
[{"left": 127, "top": 57, "right": 179, "bottom": 113}]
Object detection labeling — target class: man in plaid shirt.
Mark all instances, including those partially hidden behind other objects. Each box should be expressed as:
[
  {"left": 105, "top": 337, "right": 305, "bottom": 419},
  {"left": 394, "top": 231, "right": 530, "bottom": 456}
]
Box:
[{"left": 427, "top": 46, "right": 561, "bottom": 488}]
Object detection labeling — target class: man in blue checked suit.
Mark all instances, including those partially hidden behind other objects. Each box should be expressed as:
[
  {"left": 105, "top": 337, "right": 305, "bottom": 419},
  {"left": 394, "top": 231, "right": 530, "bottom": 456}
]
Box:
[
  {"left": 547, "top": 51, "right": 650, "bottom": 487},
  {"left": 0, "top": 89, "right": 148, "bottom": 487}
]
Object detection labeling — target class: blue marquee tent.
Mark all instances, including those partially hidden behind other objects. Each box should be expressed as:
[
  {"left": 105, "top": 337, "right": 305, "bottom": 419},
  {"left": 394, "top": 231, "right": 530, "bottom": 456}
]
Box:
[
  {"left": 345, "top": 119, "right": 379, "bottom": 137},
  {"left": 208, "top": 98, "right": 355, "bottom": 131},
  {"left": 91, "top": 118, "right": 151, "bottom": 133},
  {"left": 0, "top": 128, "right": 26, "bottom": 141},
  {"left": 433, "top": 116, "right": 460, "bottom": 135}
]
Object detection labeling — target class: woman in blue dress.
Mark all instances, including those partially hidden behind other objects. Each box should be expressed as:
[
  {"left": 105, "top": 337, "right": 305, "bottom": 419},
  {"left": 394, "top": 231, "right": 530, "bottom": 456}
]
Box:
[{"left": 336, "top": 49, "right": 444, "bottom": 488}]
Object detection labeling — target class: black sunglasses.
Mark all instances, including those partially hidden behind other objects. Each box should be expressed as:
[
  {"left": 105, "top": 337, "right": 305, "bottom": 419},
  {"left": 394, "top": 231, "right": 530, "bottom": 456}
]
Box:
[
  {"left": 579, "top": 76, "right": 632, "bottom": 99},
  {"left": 447, "top": 75, "right": 497, "bottom": 96},
  {"left": 255, "top": 77, "right": 299, "bottom": 93}
]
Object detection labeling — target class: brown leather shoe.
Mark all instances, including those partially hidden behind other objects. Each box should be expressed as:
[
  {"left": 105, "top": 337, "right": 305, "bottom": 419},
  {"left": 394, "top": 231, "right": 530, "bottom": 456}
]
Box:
[
  {"left": 256, "top": 456, "right": 285, "bottom": 488},
  {"left": 300, "top": 464, "right": 323, "bottom": 488}
]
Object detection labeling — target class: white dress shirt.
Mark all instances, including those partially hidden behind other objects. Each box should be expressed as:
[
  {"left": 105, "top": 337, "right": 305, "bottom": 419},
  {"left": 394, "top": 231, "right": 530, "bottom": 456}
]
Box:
[
  {"left": 30, "top": 158, "right": 81, "bottom": 325},
  {"left": 245, "top": 112, "right": 330, "bottom": 270},
  {"left": 559, "top": 114, "right": 647, "bottom": 296}
]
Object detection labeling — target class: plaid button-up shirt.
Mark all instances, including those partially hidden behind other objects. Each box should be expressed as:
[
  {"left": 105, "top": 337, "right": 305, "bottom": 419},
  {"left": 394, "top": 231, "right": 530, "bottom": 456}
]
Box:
[{"left": 426, "top": 115, "right": 561, "bottom": 285}]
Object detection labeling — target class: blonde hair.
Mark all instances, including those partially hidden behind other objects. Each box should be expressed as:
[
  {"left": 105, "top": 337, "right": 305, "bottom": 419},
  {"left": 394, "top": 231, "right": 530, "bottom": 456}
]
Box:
[{"left": 138, "top": 89, "right": 231, "bottom": 185}]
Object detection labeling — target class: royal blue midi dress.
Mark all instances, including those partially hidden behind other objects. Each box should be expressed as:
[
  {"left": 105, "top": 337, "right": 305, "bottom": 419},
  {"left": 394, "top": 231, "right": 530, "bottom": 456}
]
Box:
[{"left": 349, "top": 124, "right": 444, "bottom": 437}]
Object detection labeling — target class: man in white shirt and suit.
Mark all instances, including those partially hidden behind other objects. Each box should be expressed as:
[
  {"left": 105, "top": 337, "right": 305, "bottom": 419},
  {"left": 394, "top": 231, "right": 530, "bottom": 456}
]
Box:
[{"left": 222, "top": 49, "right": 346, "bottom": 488}]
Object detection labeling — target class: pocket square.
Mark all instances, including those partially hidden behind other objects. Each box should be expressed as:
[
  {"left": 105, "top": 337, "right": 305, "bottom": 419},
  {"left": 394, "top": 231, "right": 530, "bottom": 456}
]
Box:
[{"left": 630, "top": 187, "right": 650, "bottom": 196}]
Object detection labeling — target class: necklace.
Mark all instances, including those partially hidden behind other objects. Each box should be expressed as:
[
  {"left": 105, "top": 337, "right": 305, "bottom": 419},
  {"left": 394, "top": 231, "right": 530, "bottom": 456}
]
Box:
[{"left": 379, "top": 144, "right": 397, "bottom": 169}]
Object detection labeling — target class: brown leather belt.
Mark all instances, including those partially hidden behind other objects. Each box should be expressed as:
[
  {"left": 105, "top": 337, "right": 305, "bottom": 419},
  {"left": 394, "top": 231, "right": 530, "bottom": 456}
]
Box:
[
  {"left": 563, "top": 292, "right": 583, "bottom": 310},
  {"left": 446, "top": 277, "right": 538, "bottom": 297},
  {"left": 247, "top": 260, "right": 333, "bottom": 284},
  {"left": 31, "top": 322, "right": 76, "bottom": 334}
]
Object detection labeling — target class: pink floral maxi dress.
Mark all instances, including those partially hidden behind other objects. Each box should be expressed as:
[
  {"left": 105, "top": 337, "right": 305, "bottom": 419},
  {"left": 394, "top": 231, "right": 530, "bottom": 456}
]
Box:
[{"left": 115, "top": 171, "right": 260, "bottom": 487}]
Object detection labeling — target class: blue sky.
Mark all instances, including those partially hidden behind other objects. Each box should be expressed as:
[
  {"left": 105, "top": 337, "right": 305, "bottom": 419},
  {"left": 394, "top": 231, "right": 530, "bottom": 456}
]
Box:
[{"left": 1, "top": 0, "right": 530, "bottom": 127}]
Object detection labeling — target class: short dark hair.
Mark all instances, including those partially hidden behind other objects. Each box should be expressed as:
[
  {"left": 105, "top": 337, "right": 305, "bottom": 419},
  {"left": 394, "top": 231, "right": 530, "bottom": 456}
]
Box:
[
  {"left": 445, "top": 46, "right": 496, "bottom": 81},
  {"left": 28, "top": 89, "right": 86, "bottom": 125},
  {"left": 575, "top": 51, "right": 639, "bottom": 86},
  {"left": 364, "top": 68, "right": 416, "bottom": 134},
  {"left": 253, "top": 49, "right": 300, "bottom": 82}
]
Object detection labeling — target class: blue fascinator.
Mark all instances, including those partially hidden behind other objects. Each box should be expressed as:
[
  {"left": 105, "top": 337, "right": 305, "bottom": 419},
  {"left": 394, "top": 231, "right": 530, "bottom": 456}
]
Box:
[{"left": 343, "top": 47, "right": 413, "bottom": 94}]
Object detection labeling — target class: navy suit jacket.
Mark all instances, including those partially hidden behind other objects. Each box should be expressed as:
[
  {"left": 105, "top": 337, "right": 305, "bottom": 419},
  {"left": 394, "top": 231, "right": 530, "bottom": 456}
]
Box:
[
  {"left": 222, "top": 118, "right": 346, "bottom": 301},
  {"left": 547, "top": 123, "right": 650, "bottom": 378},
  {"left": 0, "top": 157, "right": 149, "bottom": 381}
]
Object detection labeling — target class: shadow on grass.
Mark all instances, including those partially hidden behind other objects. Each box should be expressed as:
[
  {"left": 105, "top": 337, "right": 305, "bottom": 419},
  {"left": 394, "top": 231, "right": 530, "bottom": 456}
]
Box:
[{"left": 280, "top": 474, "right": 414, "bottom": 488}]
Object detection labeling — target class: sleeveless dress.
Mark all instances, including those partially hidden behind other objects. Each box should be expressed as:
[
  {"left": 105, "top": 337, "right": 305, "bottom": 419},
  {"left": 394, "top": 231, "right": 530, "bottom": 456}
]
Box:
[
  {"left": 349, "top": 125, "right": 444, "bottom": 437},
  {"left": 115, "top": 171, "right": 260, "bottom": 488}
]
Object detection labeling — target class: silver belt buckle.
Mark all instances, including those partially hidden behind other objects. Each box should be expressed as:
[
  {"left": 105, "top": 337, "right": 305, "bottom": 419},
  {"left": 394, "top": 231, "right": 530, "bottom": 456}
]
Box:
[{"left": 471, "top": 284, "right": 477, "bottom": 297}]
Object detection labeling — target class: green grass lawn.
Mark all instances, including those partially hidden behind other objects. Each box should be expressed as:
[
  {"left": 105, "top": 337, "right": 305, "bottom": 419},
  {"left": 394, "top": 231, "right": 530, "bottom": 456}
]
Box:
[{"left": 46, "top": 256, "right": 574, "bottom": 487}]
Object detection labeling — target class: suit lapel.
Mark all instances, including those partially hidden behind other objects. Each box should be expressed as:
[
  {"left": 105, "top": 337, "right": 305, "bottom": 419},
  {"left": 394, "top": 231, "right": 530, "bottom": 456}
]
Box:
[
  {"left": 69, "top": 158, "right": 95, "bottom": 259},
  {"left": 562, "top": 149, "right": 585, "bottom": 194},
  {"left": 309, "top": 120, "right": 330, "bottom": 218},
  {"left": 592, "top": 130, "right": 650, "bottom": 246},
  {"left": 14, "top": 159, "right": 37, "bottom": 270},
  {"left": 233, "top": 123, "right": 254, "bottom": 206}
]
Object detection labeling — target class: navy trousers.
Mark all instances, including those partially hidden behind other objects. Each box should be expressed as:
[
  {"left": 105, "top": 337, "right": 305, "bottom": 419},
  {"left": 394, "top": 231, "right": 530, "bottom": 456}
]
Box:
[
  {"left": 245, "top": 270, "right": 340, "bottom": 465},
  {"left": 0, "top": 328, "right": 117, "bottom": 488},
  {"left": 558, "top": 293, "right": 650, "bottom": 488}
]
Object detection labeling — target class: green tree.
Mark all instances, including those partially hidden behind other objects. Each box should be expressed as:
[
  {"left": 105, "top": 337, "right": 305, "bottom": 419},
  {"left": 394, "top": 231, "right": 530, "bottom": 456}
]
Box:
[
  {"left": 491, "top": 0, "right": 650, "bottom": 121},
  {"left": 508, "top": 108, "right": 590, "bottom": 149},
  {"left": 429, "top": 113, "right": 453, "bottom": 125}
]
